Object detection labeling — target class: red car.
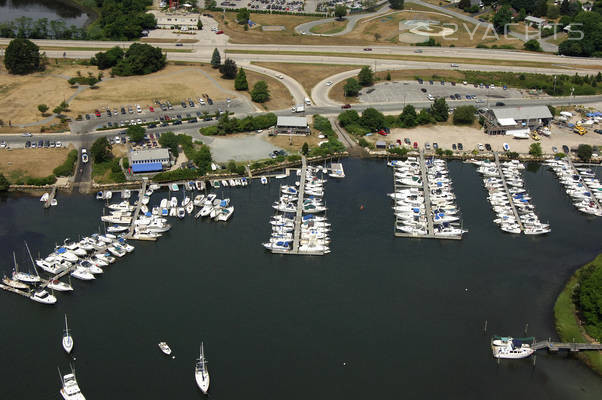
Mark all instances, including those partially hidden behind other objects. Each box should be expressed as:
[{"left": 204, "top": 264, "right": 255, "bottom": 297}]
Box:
[
  {"left": 165, "top": 115, "right": 170, "bottom": 121},
  {"left": 341, "top": 104, "right": 351, "bottom": 109},
  {"left": 216, "top": 30, "right": 224, "bottom": 34},
  {"left": 95, "top": 110, "right": 101, "bottom": 117},
  {"left": 149, "top": 106, "right": 154, "bottom": 112},
  {"left": 413, "top": 142, "right": 418, "bottom": 149},
  {"left": 377, "top": 129, "right": 387, "bottom": 136}
]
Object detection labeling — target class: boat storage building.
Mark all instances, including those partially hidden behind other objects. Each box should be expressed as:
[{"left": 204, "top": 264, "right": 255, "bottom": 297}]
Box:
[
  {"left": 483, "top": 106, "right": 553, "bottom": 135},
  {"left": 275, "top": 116, "right": 310, "bottom": 135}
]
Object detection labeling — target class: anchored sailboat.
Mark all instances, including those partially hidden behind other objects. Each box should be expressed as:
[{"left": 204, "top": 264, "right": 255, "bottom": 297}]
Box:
[
  {"left": 62, "top": 314, "right": 74, "bottom": 354},
  {"left": 194, "top": 342, "right": 210, "bottom": 394}
]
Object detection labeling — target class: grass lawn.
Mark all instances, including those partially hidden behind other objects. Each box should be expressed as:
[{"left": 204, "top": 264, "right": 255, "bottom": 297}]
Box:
[
  {"left": 310, "top": 19, "right": 348, "bottom": 34},
  {"left": 0, "top": 148, "right": 71, "bottom": 182},
  {"left": 554, "top": 254, "right": 602, "bottom": 376},
  {"left": 252, "top": 62, "right": 360, "bottom": 96}
]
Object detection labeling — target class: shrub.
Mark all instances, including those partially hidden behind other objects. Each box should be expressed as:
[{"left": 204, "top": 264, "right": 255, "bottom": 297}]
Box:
[
  {"left": 453, "top": 105, "right": 477, "bottom": 125},
  {"left": 25, "top": 175, "right": 56, "bottom": 186},
  {"left": 53, "top": 150, "right": 78, "bottom": 176}
]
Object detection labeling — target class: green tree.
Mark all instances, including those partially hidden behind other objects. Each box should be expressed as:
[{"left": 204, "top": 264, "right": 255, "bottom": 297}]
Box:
[
  {"left": 4, "top": 38, "right": 42, "bottom": 75},
  {"left": 334, "top": 5, "right": 347, "bottom": 20},
  {"left": 197, "top": 19, "right": 203, "bottom": 30},
  {"left": 386, "top": 72, "right": 391, "bottom": 81},
  {"left": 389, "top": 0, "right": 404, "bottom": 10},
  {"left": 359, "top": 107, "right": 385, "bottom": 131},
  {"left": 211, "top": 48, "right": 221, "bottom": 68},
  {"left": 219, "top": 58, "right": 238, "bottom": 79},
  {"left": 417, "top": 108, "right": 433, "bottom": 125},
  {"left": 0, "top": 173, "right": 9, "bottom": 191},
  {"left": 90, "top": 46, "right": 124, "bottom": 70},
  {"left": 251, "top": 80, "right": 270, "bottom": 103},
  {"left": 357, "top": 66, "right": 374, "bottom": 86},
  {"left": 112, "top": 43, "right": 166, "bottom": 76},
  {"left": 493, "top": 5, "right": 512, "bottom": 34},
  {"left": 452, "top": 105, "right": 477, "bottom": 125},
  {"left": 127, "top": 125, "right": 146, "bottom": 142},
  {"left": 343, "top": 78, "right": 361, "bottom": 97},
  {"left": 515, "top": 8, "right": 526, "bottom": 22},
  {"left": 529, "top": 142, "right": 543, "bottom": 157},
  {"left": 158, "top": 131, "right": 179, "bottom": 156},
  {"left": 577, "top": 144, "right": 593, "bottom": 161},
  {"left": 90, "top": 137, "right": 111, "bottom": 163},
  {"left": 458, "top": 0, "right": 471, "bottom": 10},
  {"left": 53, "top": 106, "right": 64, "bottom": 115},
  {"left": 400, "top": 105, "right": 417, "bottom": 127},
  {"left": 301, "top": 142, "right": 309, "bottom": 155},
  {"left": 236, "top": 8, "right": 251, "bottom": 24},
  {"left": 430, "top": 98, "right": 449, "bottom": 122},
  {"left": 234, "top": 67, "right": 248, "bottom": 91},
  {"left": 547, "top": 5, "right": 560, "bottom": 19},
  {"left": 524, "top": 39, "right": 542, "bottom": 52},
  {"left": 534, "top": 0, "right": 548, "bottom": 17},
  {"left": 576, "top": 261, "right": 602, "bottom": 339},
  {"left": 37, "top": 104, "right": 49, "bottom": 116}
]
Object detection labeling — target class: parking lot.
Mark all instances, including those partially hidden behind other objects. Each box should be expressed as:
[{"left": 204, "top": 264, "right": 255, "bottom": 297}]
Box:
[
  {"left": 359, "top": 80, "right": 524, "bottom": 105},
  {"left": 69, "top": 97, "right": 253, "bottom": 134},
  {"left": 219, "top": 0, "right": 305, "bottom": 12}
]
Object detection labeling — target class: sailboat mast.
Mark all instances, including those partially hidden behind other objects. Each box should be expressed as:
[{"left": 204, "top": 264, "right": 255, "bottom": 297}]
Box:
[
  {"left": 64, "top": 314, "right": 69, "bottom": 334},
  {"left": 57, "top": 367, "right": 64, "bottom": 386},
  {"left": 24, "top": 242, "right": 40, "bottom": 277}
]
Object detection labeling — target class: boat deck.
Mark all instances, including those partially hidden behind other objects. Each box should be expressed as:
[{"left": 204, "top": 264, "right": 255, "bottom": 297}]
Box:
[{"left": 493, "top": 152, "right": 525, "bottom": 233}]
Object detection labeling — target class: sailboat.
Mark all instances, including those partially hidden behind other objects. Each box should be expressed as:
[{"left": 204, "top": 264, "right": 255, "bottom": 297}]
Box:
[
  {"left": 194, "top": 342, "right": 210, "bottom": 394},
  {"left": 12, "top": 251, "right": 40, "bottom": 284},
  {"left": 62, "top": 314, "right": 74, "bottom": 354}
]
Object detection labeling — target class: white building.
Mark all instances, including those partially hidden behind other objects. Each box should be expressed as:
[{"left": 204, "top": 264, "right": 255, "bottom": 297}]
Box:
[
  {"left": 156, "top": 14, "right": 200, "bottom": 30},
  {"left": 275, "top": 116, "right": 310, "bottom": 135},
  {"left": 484, "top": 106, "right": 553, "bottom": 135}
]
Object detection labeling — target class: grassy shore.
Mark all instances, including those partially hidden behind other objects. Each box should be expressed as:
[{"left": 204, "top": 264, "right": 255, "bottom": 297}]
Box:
[{"left": 554, "top": 254, "right": 602, "bottom": 376}]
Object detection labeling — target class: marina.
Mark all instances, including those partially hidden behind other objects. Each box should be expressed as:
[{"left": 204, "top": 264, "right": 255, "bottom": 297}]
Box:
[{"left": 548, "top": 157, "right": 602, "bottom": 216}]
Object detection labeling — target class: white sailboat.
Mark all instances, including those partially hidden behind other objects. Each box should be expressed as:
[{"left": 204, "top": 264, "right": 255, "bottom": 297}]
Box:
[
  {"left": 12, "top": 251, "right": 41, "bottom": 284},
  {"left": 62, "top": 314, "right": 74, "bottom": 354},
  {"left": 195, "top": 342, "right": 210, "bottom": 394}
]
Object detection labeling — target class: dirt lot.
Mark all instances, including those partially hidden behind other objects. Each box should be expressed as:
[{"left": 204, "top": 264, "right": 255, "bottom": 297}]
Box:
[
  {"left": 253, "top": 62, "right": 360, "bottom": 95},
  {"left": 0, "top": 147, "right": 72, "bottom": 182},
  {"left": 310, "top": 19, "right": 348, "bottom": 34},
  {"left": 365, "top": 124, "right": 602, "bottom": 155},
  {"left": 265, "top": 132, "right": 323, "bottom": 153}
]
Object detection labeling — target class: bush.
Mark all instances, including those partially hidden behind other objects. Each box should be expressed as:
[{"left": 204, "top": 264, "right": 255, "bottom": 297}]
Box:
[
  {"left": 577, "top": 144, "right": 593, "bottom": 161},
  {"left": 524, "top": 39, "right": 542, "bottom": 52},
  {"left": 25, "top": 175, "right": 56, "bottom": 186},
  {"left": 453, "top": 105, "right": 477, "bottom": 125},
  {"left": 529, "top": 142, "right": 543, "bottom": 157},
  {"left": 153, "top": 168, "right": 200, "bottom": 182},
  {"left": 388, "top": 147, "right": 408, "bottom": 157},
  {"left": 4, "top": 38, "right": 42, "bottom": 75},
  {"left": 53, "top": 150, "right": 78, "bottom": 176},
  {"left": 358, "top": 138, "right": 369, "bottom": 147},
  {"left": 0, "top": 173, "right": 9, "bottom": 191}
]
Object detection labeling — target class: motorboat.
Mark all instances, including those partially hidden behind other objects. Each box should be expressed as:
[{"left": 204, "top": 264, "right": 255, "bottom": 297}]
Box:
[
  {"left": 195, "top": 342, "right": 210, "bottom": 394},
  {"left": 47, "top": 279, "right": 74, "bottom": 292},
  {"left": 122, "top": 189, "right": 131, "bottom": 199},
  {"left": 491, "top": 337, "right": 534, "bottom": 359},
  {"left": 30, "top": 289, "right": 57, "bottom": 305},
  {"left": 261, "top": 176, "right": 268, "bottom": 185},
  {"left": 262, "top": 241, "right": 291, "bottom": 251},
  {"left": 62, "top": 314, "right": 74, "bottom": 354},
  {"left": 71, "top": 266, "right": 95, "bottom": 281},
  {"left": 158, "top": 342, "right": 172, "bottom": 355},
  {"left": 40, "top": 193, "right": 49, "bottom": 202},
  {"left": 215, "top": 206, "right": 234, "bottom": 222},
  {"left": 107, "top": 225, "right": 129, "bottom": 233},
  {"left": 177, "top": 207, "right": 186, "bottom": 219},
  {"left": 60, "top": 369, "right": 85, "bottom": 400}
]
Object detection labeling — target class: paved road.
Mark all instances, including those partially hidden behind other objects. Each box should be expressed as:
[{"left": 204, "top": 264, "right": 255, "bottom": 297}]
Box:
[
  {"left": 240, "top": 63, "right": 308, "bottom": 104},
  {"left": 295, "top": 5, "right": 391, "bottom": 36}
]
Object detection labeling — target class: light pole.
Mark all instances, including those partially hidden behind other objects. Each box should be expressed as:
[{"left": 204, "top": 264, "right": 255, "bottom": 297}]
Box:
[{"left": 553, "top": 75, "right": 557, "bottom": 96}]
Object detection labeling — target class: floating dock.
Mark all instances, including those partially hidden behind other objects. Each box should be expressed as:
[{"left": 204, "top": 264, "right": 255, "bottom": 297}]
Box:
[
  {"left": 493, "top": 152, "right": 525, "bottom": 232},
  {"left": 0, "top": 283, "right": 31, "bottom": 298},
  {"left": 567, "top": 157, "right": 602, "bottom": 210},
  {"left": 393, "top": 152, "right": 462, "bottom": 240},
  {"left": 125, "top": 180, "right": 147, "bottom": 240},
  {"left": 532, "top": 340, "right": 602, "bottom": 352}
]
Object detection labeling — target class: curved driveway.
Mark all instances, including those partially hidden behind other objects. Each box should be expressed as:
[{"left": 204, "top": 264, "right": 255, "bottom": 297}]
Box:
[{"left": 295, "top": 5, "right": 391, "bottom": 36}]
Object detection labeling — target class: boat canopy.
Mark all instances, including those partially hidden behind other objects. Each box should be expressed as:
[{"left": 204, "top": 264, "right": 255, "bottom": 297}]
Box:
[
  {"left": 132, "top": 162, "right": 163, "bottom": 173},
  {"left": 56, "top": 247, "right": 66, "bottom": 254}
]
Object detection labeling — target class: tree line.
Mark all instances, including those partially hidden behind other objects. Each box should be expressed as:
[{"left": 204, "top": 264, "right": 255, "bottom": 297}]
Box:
[{"left": 0, "top": 17, "right": 87, "bottom": 40}]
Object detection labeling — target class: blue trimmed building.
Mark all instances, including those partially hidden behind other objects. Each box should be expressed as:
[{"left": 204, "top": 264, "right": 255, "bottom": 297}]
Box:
[{"left": 129, "top": 148, "right": 172, "bottom": 174}]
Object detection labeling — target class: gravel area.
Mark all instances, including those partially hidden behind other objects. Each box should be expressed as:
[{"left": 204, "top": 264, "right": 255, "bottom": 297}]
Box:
[{"left": 196, "top": 133, "right": 284, "bottom": 163}]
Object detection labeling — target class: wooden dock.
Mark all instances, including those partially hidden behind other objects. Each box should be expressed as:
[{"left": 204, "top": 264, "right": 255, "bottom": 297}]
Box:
[
  {"left": 493, "top": 152, "right": 524, "bottom": 233},
  {"left": 125, "top": 180, "right": 147, "bottom": 239},
  {"left": 0, "top": 283, "right": 31, "bottom": 298},
  {"left": 38, "top": 265, "right": 76, "bottom": 290},
  {"left": 532, "top": 340, "right": 602, "bottom": 352},
  {"left": 567, "top": 157, "right": 602, "bottom": 210}
]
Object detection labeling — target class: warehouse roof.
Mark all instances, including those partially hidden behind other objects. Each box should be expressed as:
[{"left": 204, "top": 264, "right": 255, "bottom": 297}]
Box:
[
  {"left": 277, "top": 116, "right": 308, "bottom": 128},
  {"left": 492, "top": 106, "right": 552, "bottom": 121},
  {"left": 130, "top": 148, "right": 170, "bottom": 163}
]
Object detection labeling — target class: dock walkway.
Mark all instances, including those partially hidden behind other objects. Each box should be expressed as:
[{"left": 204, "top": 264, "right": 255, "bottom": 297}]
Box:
[
  {"left": 567, "top": 157, "right": 602, "bottom": 210},
  {"left": 493, "top": 152, "right": 524, "bottom": 232},
  {"left": 532, "top": 340, "right": 602, "bottom": 352},
  {"left": 126, "top": 180, "right": 147, "bottom": 239},
  {"left": 38, "top": 265, "right": 76, "bottom": 290}
]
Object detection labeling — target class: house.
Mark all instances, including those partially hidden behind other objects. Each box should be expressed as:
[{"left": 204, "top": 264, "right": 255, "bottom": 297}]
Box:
[
  {"left": 483, "top": 106, "right": 553, "bottom": 135},
  {"left": 524, "top": 16, "right": 546, "bottom": 28},
  {"left": 275, "top": 116, "right": 310, "bottom": 135},
  {"left": 129, "top": 148, "right": 172, "bottom": 173}
]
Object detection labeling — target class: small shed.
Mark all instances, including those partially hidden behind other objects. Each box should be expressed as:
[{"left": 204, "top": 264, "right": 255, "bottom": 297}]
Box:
[{"left": 375, "top": 140, "right": 387, "bottom": 149}]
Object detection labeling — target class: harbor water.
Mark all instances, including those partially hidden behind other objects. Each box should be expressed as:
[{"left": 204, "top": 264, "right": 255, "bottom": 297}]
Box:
[
  {"left": 0, "top": 158, "right": 601, "bottom": 399},
  {"left": 0, "top": 0, "right": 91, "bottom": 27}
]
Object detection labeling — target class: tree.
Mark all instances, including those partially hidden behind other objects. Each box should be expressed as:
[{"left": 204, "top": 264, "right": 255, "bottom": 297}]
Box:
[
  {"left": 386, "top": 72, "right": 391, "bottom": 81},
  {"left": 547, "top": 5, "right": 560, "bottom": 19},
  {"left": 197, "top": 20, "right": 203, "bottom": 30},
  {"left": 211, "top": 48, "right": 221, "bottom": 68},
  {"left": 37, "top": 104, "right": 49, "bottom": 116},
  {"left": 359, "top": 108, "right": 385, "bottom": 131},
  {"left": 430, "top": 98, "right": 449, "bottom": 122},
  {"left": 4, "top": 38, "right": 41, "bottom": 75},
  {"left": 301, "top": 142, "right": 309, "bottom": 155},
  {"left": 0, "top": 173, "right": 9, "bottom": 191},
  {"left": 417, "top": 108, "right": 433, "bottom": 125},
  {"left": 576, "top": 261, "right": 602, "bottom": 339},
  {"left": 343, "top": 78, "right": 361, "bottom": 97},
  {"left": 90, "top": 137, "right": 111, "bottom": 163},
  {"left": 251, "top": 80, "right": 270, "bottom": 103},
  {"left": 534, "top": 0, "right": 548, "bottom": 17},
  {"left": 560, "top": 0, "right": 570, "bottom": 14},
  {"left": 515, "top": 8, "right": 527, "bottom": 22},
  {"left": 400, "top": 105, "right": 417, "bottom": 127},
  {"left": 53, "top": 106, "right": 63, "bottom": 115},
  {"left": 529, "top": 142, "right": 543, "bottom": 157},
  {"left": 524, "top": 39, "right": 543, "bottom": 52},
  {"left": 357, "top": 66, "right": 374, "bottom": 86},
  {"left": 452, "top": 105, "right": 477, "bottom": 125},
  {"left": 219, "top": 58, "right": 238, "bottom": 79},
  {"left": 493, "top": 5, "right": 512, "bottom": 34},
  {"left": 112, "top": 43, "right": 166, "bottom": 76},
  {"left": 127, "top": 125, "right": 146, "bottom": 143},
  {"left": 577, "top": 144, "right": 593, "bottom": 161},
  {"left": 458, "top": 0, "right": 471, "bottom": 10},
  {"left": 234, "top": 67, "right": 248, "bottom": 90},
  {"left": 236, "top": 8, "right": 251, "bottom": 24},
  {"left": 158, "top": 132, "right": 180, "bottom": 156},
  {"left": 389, "top": 0, "right": 404, "bottom": 10},
  {"left": 90, "top": 46, "right": 124, "bottom": 70},
  {"left": 334, "top": 5, "right": 347, "bottom": 20}
]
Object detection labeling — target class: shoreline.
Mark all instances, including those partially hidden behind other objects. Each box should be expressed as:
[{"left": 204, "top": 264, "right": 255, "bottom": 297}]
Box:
[
  {"left": 554, "top": 254, "right": 602, "bottom": 376},
  {"left": 64, "top": 0, "right": 99, "bottom": 29}
]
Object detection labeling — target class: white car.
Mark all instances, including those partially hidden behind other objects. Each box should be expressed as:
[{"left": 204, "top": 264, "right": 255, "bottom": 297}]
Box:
[
  {"left": 137, "top": 118, "right": 142, "bottom": 124},
  {"left": 21, "top": 132, "right": 33, "bottom": 137},
  {"left": 136, "top": 104, "right": 142, "bottom": 113},
  {"left": 326, "top": 81, "right": 333, "bottom": 86},
  {"left": 211, "top": 27, "right": 217, "bottom": 32},
  {"left": 463, "top": 81, "right": 468, "bottom": 85},
  {"left": 55, "top": 141, "right": 62, "bottom": 148},
  {"left": 199, "top": 98, "right": 205, "bottom": 105},
  {"left": 490, "top": 84, "right": 495, "bottom": 89},
  {"left": 276, "top": 74, "right": 284, "bottom": 79},
  {"left": 114, "top": 136, "right": 121, "bottom": 144},
  {"left": 478, "top": 143, "right": 484, "bottom": 151}
]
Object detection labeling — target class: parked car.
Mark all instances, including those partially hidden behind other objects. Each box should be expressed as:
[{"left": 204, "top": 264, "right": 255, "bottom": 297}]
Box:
[
  {"left": 425, "top": 143, "right": 431, "bottom": 150},
  {"left": 477, "top": 143, "right": 484, "bottom": 151},
  {"left": 216, "top": 30, "right": 224, "bottom": 34},
  {"left": 25, "top": 141, "right": 31, "bottom": 148},
  {"left": 421, "top": 88, "right": 427, "bottom": 93},
  {"left": 413, "top": 141, "right": 418, "bottom": 149},
  {"left": 363, "top": 48, "right": 372, "bottom": 51},
  {"left": 341, "top": 104, "right": 351, "bottom": 109},
  {"left": 95, "top": 110, "right": 101, "bottom": 117},
  {"left": 433, "top": 142, "right": 438, "bottom": 150},
  {"left": 562, "top": 145, "right": 569, "bottom": 153},
  {"left": 181, "top": 101, "right": 187, "bottom": 108},
  {"left": 149, "top": 106, "right": 155, "bottom": 112},
  {"left": 452, "top": 143, "right": 457, "bottom": 150},
  {"left": 404, "top": 138, "right": 411, "bottom": 144},
  {"left": 485, "top": 143, "right": 492, "bottom": 151},
  {"left": 457, "top": 143, "right": 463, "bottom": 150},
  {"left": 495, "top": 102, "right": 505, "bottom": 106},
  {"left": 85, "top": 114, "right": 91, "bottom": 120}
]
